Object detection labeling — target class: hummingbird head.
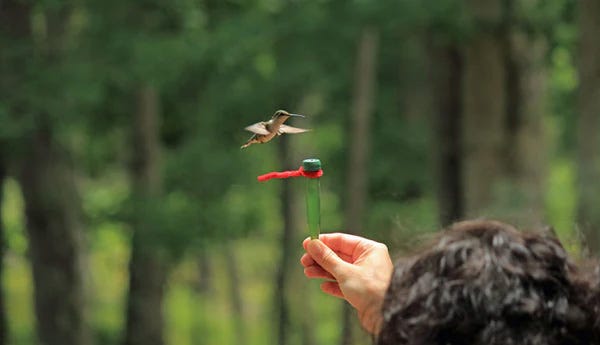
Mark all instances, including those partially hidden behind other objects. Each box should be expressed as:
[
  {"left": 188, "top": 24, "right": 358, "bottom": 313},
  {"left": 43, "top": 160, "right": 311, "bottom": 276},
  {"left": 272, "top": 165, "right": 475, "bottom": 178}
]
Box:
[{"left": 272, "top": 110, "right": 305, "bottom": 119}]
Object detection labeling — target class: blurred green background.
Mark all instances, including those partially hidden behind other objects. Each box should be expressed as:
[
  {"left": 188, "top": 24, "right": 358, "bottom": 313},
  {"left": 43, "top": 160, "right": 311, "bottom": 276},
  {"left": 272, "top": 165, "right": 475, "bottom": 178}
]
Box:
[{"left": 0, "top": 0, "right": 599, "bottom": 344}]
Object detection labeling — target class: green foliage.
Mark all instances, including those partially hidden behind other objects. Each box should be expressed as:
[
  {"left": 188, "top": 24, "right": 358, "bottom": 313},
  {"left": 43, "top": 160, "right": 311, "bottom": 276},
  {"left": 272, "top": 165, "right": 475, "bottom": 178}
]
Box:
[
  {"left": 1, "top": 180, "right": 35, "bottom": 345},
  {"left": 0, "top": 0, "right": 584, "bottom": 344},
  {"left": 545, "top": 158, "right": 578, "bottom": 251}
]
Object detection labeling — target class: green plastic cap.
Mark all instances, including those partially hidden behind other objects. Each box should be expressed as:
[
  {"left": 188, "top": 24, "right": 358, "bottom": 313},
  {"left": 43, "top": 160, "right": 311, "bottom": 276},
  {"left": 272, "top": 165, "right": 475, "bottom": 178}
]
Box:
[{"left": 302, "top": 158, "right": 321, "bottom": 172}]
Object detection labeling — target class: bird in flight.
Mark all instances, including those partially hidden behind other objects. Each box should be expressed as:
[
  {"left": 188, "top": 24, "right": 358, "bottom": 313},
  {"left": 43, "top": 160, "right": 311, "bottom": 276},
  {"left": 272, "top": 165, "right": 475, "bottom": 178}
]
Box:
[{"left": 241, "top": 110, "right": 310, "bottom": 149}]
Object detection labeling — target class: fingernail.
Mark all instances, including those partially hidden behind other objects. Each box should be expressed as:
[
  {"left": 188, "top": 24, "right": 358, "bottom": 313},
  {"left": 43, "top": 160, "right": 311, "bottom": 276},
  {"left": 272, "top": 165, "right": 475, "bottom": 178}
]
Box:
[{"left": 302, "top": 237, "right": 312, "bottom": 250}]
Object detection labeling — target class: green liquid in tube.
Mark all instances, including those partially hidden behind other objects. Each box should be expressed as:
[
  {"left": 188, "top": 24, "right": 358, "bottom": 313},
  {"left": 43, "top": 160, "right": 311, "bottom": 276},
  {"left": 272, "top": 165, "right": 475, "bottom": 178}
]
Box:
[{"left": 303, "top": 159, "right": 321, "bottom": 240}]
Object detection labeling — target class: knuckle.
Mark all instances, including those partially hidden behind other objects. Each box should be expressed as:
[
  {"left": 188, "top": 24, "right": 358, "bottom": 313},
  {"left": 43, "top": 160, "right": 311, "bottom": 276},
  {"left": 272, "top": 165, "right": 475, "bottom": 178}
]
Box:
[
  {"left": 374, "top": 242, "right": 389, "bottom": 252},
  {"left": 321, "top": 249, "right": 336, "bottom": 265}
]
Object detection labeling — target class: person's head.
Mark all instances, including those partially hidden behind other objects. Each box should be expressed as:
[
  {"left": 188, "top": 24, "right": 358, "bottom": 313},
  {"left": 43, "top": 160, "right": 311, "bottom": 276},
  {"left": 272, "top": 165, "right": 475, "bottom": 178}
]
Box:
[{"left": 378, "top": 220, "right": 600, "bottom": 345}]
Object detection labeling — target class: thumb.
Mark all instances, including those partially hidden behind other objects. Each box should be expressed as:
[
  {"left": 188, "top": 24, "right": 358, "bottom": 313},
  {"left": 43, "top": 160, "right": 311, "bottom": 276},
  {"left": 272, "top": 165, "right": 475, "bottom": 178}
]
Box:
[{"left": 306, "top": 240, "right": 351, "bottom": 280}]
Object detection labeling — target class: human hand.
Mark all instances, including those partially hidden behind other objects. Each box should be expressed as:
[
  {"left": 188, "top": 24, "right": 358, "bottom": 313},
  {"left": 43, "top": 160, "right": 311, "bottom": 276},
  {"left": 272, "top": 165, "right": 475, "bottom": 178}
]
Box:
[{"left": 300, "top": 233, "right": 393, "bottom": 334}]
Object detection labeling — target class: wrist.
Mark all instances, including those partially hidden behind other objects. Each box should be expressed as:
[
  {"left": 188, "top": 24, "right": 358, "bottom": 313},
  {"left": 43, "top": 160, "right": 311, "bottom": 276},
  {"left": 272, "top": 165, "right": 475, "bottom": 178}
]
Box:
[
  {"left": 358, "top": 280, "right": 387, "bottom": 334},
  {"left": 358, "top": 246, "right": 392, "bottom": 334},
  {"left": 359, "top": 300, "right": 384, "bottom": 334}
]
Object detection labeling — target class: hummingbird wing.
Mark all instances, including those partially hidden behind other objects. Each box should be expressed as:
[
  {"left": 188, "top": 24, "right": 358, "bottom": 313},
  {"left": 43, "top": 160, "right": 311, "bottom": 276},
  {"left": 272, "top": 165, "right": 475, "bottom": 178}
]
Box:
[
  {"left": 244, "top": 122, "right": 270, "bottom": 135},
  {"left": 278, "top": 125, "right": 310, "bottom": 134}
]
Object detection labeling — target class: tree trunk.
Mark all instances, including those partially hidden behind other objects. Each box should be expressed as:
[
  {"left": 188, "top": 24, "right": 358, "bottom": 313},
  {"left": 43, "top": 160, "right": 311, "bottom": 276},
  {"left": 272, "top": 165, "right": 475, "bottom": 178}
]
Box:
[
  {"left": 285, "top": 96, "right": 319, "bottom": 345},
  {"left": 274, "top": 130, "right": 317, "bottom": 345},
  {"left": 340, "top": 27, "right": 379, "bottom": 345},
  {"left": 429, "top": 44, "right": 464, "bottom": 226},
  {"left": 123, "top": 85, "right": 168, "bottom": 345},
  {"left": 462, "top": 0, "right": 507, "bottom": 216},
  {"left": 502, "top": 0, "right": 547, "bottom": 226},
  {"left": 195, "top": 249, "right": 213, "bottom": 295},
  {"left": 0, "top": 155, "right": 8, "bottom": 345},
  {"left": 275, "top": 135, "right": 294, "bottom": 345},
  {"left": 577, "top": 0, "right": 600, "bottom": 252},
  {"left": 462, "top": 0, "right": 547, "bottom": 224},
  {"left": 224, "top": 243, "right": 247, "bottom": 345},
  {"left": 3, "top": 2, "right": 90, "bottom": 345},
  {"left": 18, "top": 121, "right": 88, "bottom": 345},
  {"left": 298, "top": 285, "right": 316, "bottom": 345}
]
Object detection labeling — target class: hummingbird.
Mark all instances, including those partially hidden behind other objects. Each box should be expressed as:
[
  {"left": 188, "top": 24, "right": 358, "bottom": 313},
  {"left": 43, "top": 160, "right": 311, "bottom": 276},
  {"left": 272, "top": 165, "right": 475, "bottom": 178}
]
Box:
[{"left": 241, "top": 110, "right": 310, "bottom": 149}]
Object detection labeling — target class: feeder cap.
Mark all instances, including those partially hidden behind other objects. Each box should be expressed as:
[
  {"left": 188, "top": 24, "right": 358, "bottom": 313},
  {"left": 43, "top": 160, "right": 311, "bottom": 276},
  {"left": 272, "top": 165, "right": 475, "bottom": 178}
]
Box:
[{"left": 302, "top": 158, "right": 321, "bottom": 172}]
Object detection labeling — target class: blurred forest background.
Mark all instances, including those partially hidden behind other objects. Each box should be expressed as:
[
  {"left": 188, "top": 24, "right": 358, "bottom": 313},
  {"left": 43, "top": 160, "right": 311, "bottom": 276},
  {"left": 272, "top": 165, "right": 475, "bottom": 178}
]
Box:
[{"left": 0, "top": 0, "right": 599, "bottom": 344}]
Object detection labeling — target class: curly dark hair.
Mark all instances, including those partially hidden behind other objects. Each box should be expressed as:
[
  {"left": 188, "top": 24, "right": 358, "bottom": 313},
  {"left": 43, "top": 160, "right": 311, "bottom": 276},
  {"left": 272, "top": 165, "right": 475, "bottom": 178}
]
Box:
[{"left": 377, "top": 220, "right": 600, "bottom": 345}]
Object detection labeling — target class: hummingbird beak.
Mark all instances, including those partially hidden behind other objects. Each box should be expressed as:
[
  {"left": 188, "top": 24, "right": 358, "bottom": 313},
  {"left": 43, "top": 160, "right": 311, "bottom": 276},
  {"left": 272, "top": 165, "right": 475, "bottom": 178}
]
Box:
[{"left": 288, "top": 113, "right": 305, "bottom": 118}]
